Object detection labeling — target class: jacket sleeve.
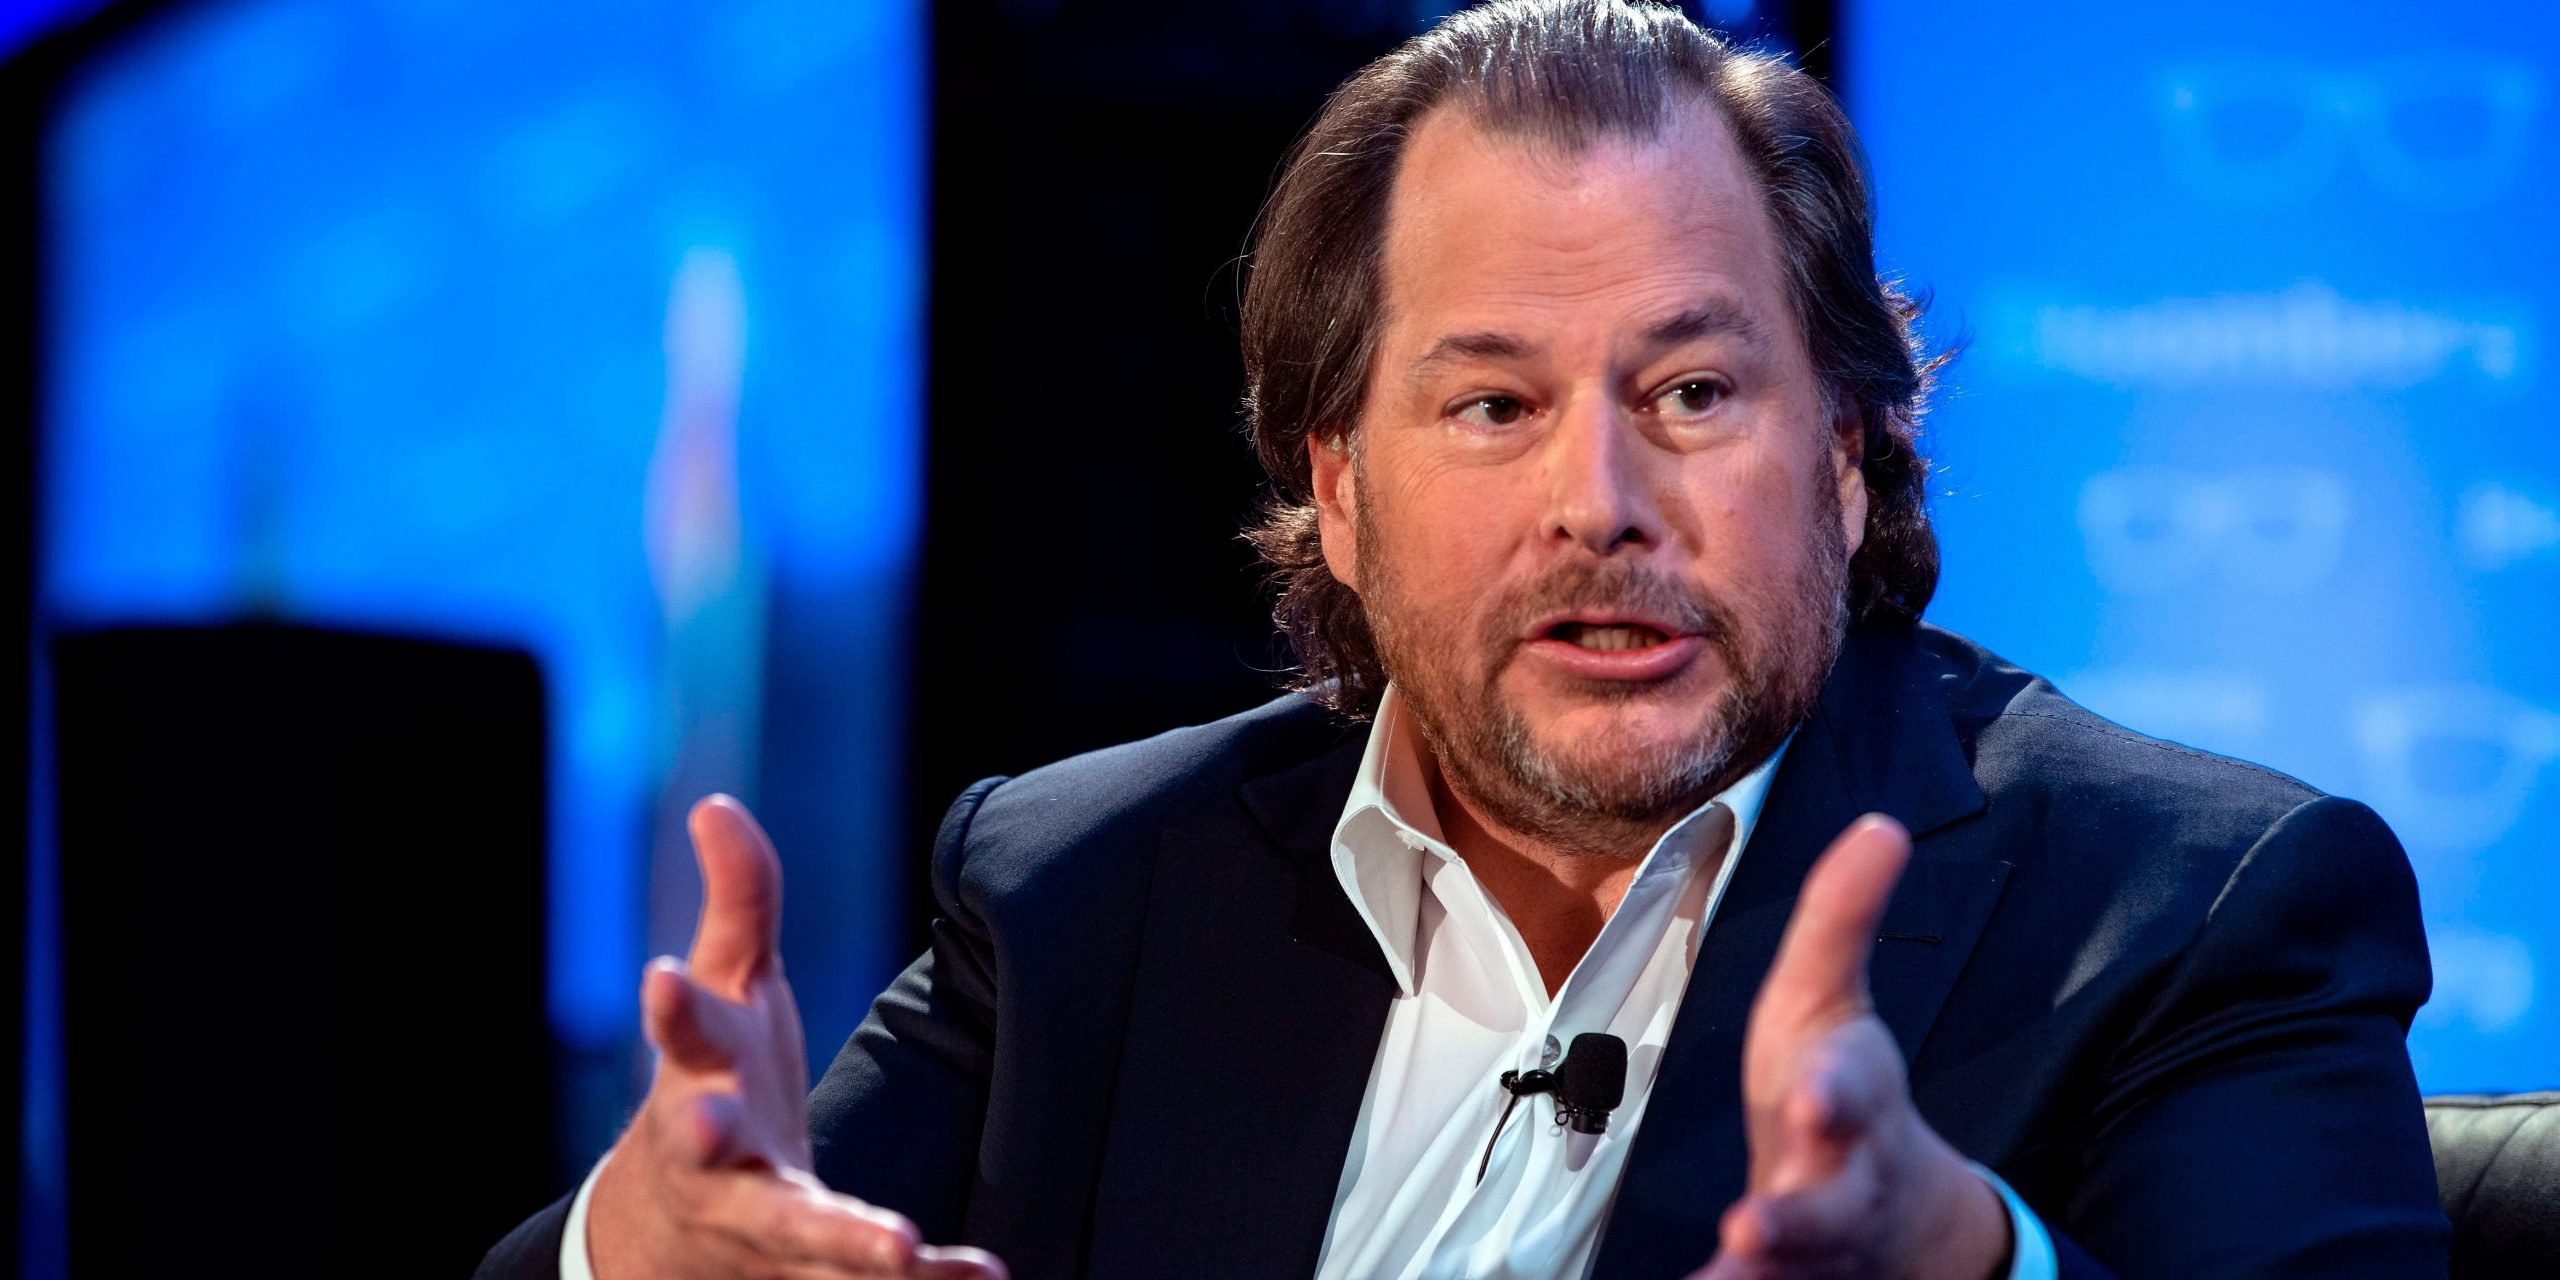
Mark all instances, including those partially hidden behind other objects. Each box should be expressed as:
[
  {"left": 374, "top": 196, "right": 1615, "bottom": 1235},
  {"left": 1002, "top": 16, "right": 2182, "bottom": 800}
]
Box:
[
  {"left": 804, "top": 775, "right": 1010, "bottom": 1242},
  {"left": 2041, "top": 794, "right": 2450, "bottom": 1277},
  {"left": 473, "top": 1193, "right": 572, "bottom": 1280}
]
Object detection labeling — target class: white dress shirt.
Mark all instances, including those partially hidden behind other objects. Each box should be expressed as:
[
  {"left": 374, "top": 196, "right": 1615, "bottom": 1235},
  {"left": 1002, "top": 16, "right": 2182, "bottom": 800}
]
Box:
[
  {"left": 564, "top": 688, "right": 2055, "bottom": 1279},
  {"left": 1309, "top": 687, "right": 2055, "bottom": 1280}
]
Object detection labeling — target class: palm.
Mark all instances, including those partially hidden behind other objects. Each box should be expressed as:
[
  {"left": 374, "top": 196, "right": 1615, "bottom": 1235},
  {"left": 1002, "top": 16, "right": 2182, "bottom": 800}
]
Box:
[
  {"left": 1686, "top": 815, "right": 2009, "bottom": 1280},
  {"left": 590, "top": 797, "right": 1009, "bottom": 1279}
]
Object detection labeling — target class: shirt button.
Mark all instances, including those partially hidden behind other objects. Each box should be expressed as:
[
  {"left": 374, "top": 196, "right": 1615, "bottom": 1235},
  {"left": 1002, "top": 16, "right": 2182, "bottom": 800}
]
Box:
[{"left": 1541, "top": 1035, "right": 1562, "bottom": 1068}]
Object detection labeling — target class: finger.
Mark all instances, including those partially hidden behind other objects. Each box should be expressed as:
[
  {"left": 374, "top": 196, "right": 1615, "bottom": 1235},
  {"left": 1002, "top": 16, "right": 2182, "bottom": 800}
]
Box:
[
  {"left": 672, "top": 1090, "right": 750, "bottom": 1169},
  {"left": 688, "top": 794, "right": 784, "bottom": 998},
  {"left": 1765, "top": 1093, "right": 1851, "bottom": 1194},
  {"left": 767, "top": 1265, "right": 936, "bottom": 1280},
  {"left": 1757, "top": 1026, "right": 1909, "bottom": 1199},
  {"left": 641, "top": 957, "right": 752, "bottom": 1074},
  {"left": 1741, "top": 1168, "right": 1883, "bottom": 1266},
  {"left": 1682, "top": 1253, "right": 1754, "bottom": 1280},
  {"left": 1722, "top": 1193, "right": 1769, "bottom": 1259},
  {"left": 638, "top": 1084, "right": 756, "bottom": 1176},
  {"left": 1783, "top": 1044, "right": 1887, "bottom": 1150},
  {"left": 701, "top": 1171, "right": 921, "bottom": 1273},
  {"left": 1759, "top": 814, "right": 1910, "bottom": 1020},
  {"left": 912, "top": 1244, "right": 1011, "bottom": 1279},
  {"left": 1709, "top": 1198, "right": 1785, "bottom": 1276}
]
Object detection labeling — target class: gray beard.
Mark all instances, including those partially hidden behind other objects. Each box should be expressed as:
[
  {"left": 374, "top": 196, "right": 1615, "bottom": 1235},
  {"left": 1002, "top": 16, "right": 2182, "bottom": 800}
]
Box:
[{"left": 1362, "top": 470, "right": 1850, "bottom": 861}]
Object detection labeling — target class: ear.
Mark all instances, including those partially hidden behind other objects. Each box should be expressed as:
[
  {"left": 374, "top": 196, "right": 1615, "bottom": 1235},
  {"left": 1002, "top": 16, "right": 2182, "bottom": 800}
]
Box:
[
  {"left": 1830, "top": 396, "right": 1869, "bottom": 559},
  {"left": 1308, "top": 430, "right": 1362, "bottom": 593}
]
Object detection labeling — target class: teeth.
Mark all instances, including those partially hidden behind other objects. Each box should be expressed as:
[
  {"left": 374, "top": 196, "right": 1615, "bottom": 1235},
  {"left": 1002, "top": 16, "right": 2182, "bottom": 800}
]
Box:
[{"left": 1564, "top": 623, "right": 1664, "bottom": 652}]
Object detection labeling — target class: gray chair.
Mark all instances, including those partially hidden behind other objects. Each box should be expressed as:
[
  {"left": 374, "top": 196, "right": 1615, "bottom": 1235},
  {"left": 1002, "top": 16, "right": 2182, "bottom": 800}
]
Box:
[{"left": 2426, "top": 1093, "right": 2560, "bottom": 1278}]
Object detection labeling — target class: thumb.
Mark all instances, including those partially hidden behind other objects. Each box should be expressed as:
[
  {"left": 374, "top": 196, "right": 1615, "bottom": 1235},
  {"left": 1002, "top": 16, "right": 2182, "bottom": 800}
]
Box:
[
  {"left": 687, "top": 794, "right": 783, "bottom": 999},
  {"left": 1758, "top": 813, "right": 1910, "bottom": 1025}
]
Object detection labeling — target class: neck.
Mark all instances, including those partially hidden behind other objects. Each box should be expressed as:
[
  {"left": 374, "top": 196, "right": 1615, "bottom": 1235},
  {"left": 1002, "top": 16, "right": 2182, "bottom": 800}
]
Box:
[{"left": 1421, "top": 754, "right": 1663, "bottom": 996}]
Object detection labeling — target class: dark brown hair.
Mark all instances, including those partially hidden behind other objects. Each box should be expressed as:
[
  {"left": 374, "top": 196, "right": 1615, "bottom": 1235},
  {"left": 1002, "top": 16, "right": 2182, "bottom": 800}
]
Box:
[{"left": 1241, "top": 0, "right": 1946, "bottom": 717}]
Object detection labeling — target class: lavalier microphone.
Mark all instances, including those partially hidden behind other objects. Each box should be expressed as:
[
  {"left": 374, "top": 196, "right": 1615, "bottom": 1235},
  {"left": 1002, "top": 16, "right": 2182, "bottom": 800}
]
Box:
[{"left": 1477, "top": 1032, "right": 1630, "bottom": 1181}]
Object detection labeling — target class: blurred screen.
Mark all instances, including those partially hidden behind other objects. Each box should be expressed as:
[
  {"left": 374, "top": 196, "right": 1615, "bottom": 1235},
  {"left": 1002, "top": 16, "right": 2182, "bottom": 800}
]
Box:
[
  {"left": 31, "top": 0, "right": 922, "bottom": 1182},
  {"left": 1850, "top": 1, "right": 2558, "bottom": 1089}
]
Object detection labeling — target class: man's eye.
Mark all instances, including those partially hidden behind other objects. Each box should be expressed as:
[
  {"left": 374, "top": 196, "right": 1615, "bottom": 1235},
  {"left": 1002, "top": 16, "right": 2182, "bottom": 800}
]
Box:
[
  {"left": 1653, "top": 380, "right": 1727, "bottom": 417},
  {"left": 1453, "top": 395, "right": 1528, "bottom": 428}
]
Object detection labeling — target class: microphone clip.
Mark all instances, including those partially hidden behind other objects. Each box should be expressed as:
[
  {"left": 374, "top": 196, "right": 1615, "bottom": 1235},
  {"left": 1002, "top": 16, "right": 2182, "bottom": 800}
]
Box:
[
  {"left": 1477, "top": 1033, "right": 1631, "bottom": 1182},
  {"left": 1499, "top": 1067, "right": 1618, "bottom": 1136}
]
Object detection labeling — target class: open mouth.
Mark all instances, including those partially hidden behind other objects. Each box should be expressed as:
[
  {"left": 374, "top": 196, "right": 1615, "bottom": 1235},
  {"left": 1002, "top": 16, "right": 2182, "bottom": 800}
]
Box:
[{"left": 1548, "top": 621, "right": 1673, "bottom": 651}]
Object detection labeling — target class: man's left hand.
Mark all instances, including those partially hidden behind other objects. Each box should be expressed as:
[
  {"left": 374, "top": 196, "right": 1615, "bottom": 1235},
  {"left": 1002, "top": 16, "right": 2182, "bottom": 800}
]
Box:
[{"left": 1687, "top": 814, "right": 2012, "bottom": 1280}]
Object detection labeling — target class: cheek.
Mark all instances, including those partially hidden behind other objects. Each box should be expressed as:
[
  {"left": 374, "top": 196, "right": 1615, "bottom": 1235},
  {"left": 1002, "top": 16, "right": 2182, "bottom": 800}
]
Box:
[
  {"left": 1378, "top": 484, "right": 1506, "bottom": 587},
  {"left": 1363, "top": 452, "right": 1530, "bottom": 616},
  {"left": 1369, "top": 431, "right": 1489, "bottom": 536},
  {"left": 1678, "top": 449, "right": 1820, "bottom": 597}
]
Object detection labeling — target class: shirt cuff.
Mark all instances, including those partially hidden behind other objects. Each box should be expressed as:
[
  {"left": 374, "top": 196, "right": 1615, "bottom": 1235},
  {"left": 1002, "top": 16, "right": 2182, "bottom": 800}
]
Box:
[
  {"left": 559, "top": 1150, "right": 611, "bottom": 1280},
  {"left": 1968, "top": 1160, "right": 2057, "bottom": 1280}
]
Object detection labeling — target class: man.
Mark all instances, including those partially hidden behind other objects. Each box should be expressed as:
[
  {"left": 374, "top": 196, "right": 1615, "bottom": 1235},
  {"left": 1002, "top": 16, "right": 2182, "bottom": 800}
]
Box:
[{"left": 480, "top": 3, "right": 2448, "bottom": 1277}]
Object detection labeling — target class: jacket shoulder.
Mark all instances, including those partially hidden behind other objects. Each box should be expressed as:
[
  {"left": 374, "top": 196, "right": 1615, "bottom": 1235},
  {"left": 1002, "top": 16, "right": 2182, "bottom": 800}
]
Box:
[
  {"left": 1917, "top": 624, "right": 2333, "bottom": 846},
  {"left": 946, "top": 692, "right": 1360, "bottom": 903}
]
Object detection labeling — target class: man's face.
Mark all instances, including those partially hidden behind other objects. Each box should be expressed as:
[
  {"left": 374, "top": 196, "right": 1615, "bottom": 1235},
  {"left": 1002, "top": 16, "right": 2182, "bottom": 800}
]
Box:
[{"left": 1309, "top": 99, "right": 1867, "bottom": 856}]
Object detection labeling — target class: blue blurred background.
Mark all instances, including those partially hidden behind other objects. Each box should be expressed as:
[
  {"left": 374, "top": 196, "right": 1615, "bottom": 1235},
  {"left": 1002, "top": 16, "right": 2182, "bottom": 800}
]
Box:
[
  {"left": 1847, "top": 1, "right": 2559, "bottom": 1093},
  {"left": 39, "top": 0, "right": 924, "bottom": 1071},
  {"left": 5, "top": 0, "right": 2553, "bottom": 1274},
  {"left": 12, "top": 0, "right": 924, "bottom": 1271}
]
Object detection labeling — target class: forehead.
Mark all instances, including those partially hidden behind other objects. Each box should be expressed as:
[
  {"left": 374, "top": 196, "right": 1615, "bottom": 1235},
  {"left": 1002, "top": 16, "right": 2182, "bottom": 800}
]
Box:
[{"left": 1377, "top": 99, "right": 1787, "bottom": 348}]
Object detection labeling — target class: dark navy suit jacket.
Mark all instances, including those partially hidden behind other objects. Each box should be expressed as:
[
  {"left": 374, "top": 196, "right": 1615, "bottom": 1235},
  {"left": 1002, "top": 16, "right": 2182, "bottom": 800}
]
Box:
[{"left": 480, "top": 622, "right": 2450, "bottom": 1278}]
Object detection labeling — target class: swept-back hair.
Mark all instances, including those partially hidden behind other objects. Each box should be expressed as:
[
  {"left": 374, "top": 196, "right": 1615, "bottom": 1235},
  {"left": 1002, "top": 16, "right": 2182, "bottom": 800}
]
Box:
[{"left": 1241, "top": 0, "right": 1945, "bottom": 716}]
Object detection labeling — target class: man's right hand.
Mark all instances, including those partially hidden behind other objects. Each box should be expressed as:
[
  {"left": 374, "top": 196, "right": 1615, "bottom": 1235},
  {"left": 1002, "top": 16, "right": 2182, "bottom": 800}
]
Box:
[{"left": 586, "top": 795, "right": 1008, "bottom": 1280}]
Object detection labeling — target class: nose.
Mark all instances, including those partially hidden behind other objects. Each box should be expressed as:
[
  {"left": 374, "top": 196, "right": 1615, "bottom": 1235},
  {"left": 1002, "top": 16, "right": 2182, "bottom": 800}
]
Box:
[{"left": 1543, "top": 393, "right": 1666, "bottom": 557}]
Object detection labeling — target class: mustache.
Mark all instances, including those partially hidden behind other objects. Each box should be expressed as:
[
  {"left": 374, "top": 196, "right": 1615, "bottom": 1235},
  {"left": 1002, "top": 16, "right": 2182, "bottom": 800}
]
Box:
[{"left": 1481, "top": 559, "right": 1738, "bottom": 653}]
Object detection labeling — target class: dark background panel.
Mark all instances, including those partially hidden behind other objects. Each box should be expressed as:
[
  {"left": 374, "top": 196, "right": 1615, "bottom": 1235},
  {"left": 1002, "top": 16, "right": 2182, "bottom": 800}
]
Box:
[
  {"left": 53, "top": 624, "right": 550, "bottom": 1277},
  {"left": 2, "top": 21, "right": 40, "bottom": 1265}
]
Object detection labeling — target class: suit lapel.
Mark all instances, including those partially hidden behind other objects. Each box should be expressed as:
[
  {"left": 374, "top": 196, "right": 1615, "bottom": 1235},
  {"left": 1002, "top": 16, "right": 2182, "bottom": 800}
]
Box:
[
  {"left": 1084, "top": 736, "right": 1394, "bottom": 1280},
  {"left": 1592, "top": 625, "right": 2012, "bottom": 1280}
]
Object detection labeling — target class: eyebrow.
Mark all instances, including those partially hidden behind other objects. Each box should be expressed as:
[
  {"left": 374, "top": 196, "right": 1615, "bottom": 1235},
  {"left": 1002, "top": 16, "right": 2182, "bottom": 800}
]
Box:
[
  {"left": 1404, "top": 298, "right": 1769, "bottom": 385},
  {"left": 1406, "top": 330, "right": 1533, "bottom": 383},
  {"left": 1642, "top": 299, "right": 1766, "bottom": 351}
]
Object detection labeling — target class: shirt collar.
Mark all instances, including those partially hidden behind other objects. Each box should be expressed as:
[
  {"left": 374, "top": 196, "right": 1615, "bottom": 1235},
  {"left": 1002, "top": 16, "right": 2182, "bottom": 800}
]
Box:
[{"left": 1329, "top": 684, "right": 1789, "bottom": 996}]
